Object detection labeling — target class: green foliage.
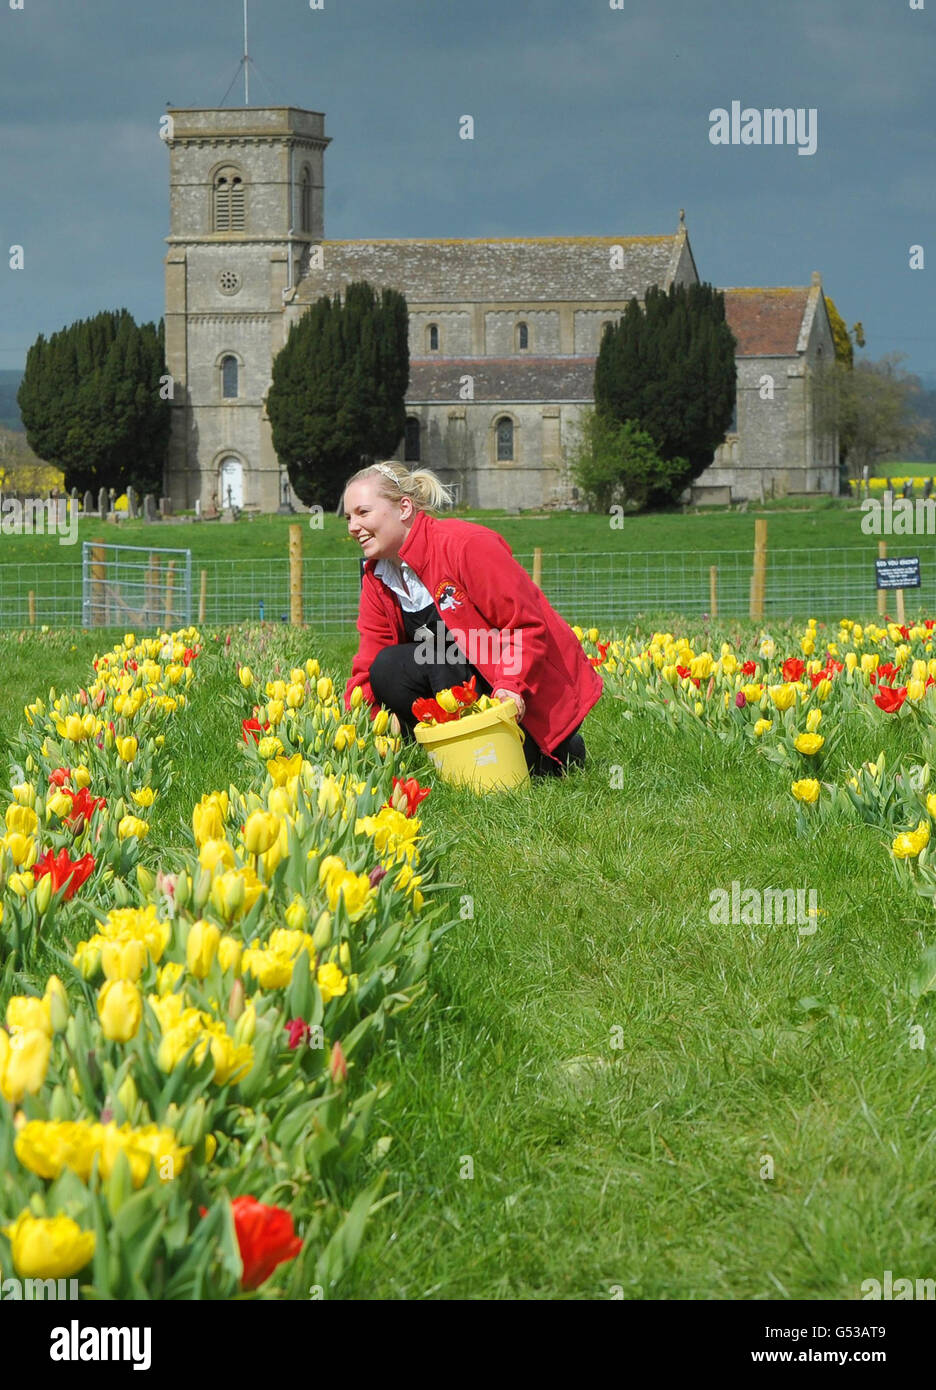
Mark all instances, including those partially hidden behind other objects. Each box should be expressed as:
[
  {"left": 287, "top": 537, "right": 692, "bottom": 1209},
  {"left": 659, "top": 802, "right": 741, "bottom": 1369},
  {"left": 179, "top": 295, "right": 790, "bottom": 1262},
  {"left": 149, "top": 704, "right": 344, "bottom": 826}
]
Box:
[
  {"left": 266, "top": 282, "right": 410, "bottom": 510},
  {"left": 17, "top": 312, "right": 170, "bottom": 497},
  {"left": 823, "top": 295, "right": 855, "bottom": 370},
  {"left": 594, "top": 282, "right": 737, "bottom": 504},
  {"left": 570, "top": 410, "right": 686, "bottom": 513}
]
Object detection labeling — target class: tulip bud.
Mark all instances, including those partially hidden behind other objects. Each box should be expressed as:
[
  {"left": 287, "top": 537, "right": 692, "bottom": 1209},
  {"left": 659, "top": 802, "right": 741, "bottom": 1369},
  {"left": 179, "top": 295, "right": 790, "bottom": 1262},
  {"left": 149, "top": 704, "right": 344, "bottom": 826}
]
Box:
[
  {"left": 116, "top": 1074, "right": 138, "bottom": 1116},
  {"left": 46, "top": 976, "right": 69, "bottom": 1033},
  {"left": 136, "top": 864, "right": 156, "bottom": 895},
  {"left": 285, "top": 896, "right": 308, "bottom": 932},
  {"left": 49, "top": 1083, "right": 71, "bottom": 1121},
  {"left": 34, "top": 872, "right": 53, "bottom": 915},
  {"left": 312, "top": 909, "right": 332, "bottom": 950},
  {"left": 388, "top": 714, "right": 401, "bottom": 737},
  {"left": 238, "top": 666, "right": 254, "bottom": 689},
  {"left": 227, "top": 977, "right": 245, "bottom": 1021},
  {"left": 11, "top": 783, "right": 36, "bottom": 809},
  {"left": 234, "top": 1001, "right": 256, "bottom": 1046},
  {"left": 193, "top": 866, "right": 212, "bottom": 913},
  {"left": 329, "top": 1039, "right": 348, "bottom": 1085}
]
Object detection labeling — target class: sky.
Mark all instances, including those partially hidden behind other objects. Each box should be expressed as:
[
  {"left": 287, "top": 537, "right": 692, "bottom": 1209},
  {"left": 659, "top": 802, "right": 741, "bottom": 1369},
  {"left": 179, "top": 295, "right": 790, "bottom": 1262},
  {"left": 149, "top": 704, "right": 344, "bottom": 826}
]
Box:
[{"left": 1, "top": 0, "right": 934, "bottom": 378}]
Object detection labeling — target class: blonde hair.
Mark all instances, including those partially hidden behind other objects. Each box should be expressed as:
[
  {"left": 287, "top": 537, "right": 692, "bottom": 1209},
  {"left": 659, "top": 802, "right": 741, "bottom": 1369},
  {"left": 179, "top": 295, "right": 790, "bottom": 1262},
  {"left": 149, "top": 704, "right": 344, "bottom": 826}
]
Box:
[{"left": 340, "top": 461, "right": 455, "bottom": 517}]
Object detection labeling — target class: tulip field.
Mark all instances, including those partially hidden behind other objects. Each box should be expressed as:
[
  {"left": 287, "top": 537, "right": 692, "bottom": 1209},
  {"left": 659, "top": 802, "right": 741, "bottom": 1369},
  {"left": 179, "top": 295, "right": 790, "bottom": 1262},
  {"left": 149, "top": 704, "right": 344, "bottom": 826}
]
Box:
[{"left": 2, "top": 613, "right": 936, "bottom": 1299}]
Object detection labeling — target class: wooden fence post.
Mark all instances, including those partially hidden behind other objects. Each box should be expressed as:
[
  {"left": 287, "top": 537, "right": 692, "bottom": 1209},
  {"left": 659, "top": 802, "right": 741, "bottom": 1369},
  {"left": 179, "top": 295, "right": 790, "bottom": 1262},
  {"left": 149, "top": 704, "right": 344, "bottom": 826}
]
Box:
[
  {"left": 28, "top": 590, "right": 36, "bottom": 627},
  {"left": 709, "top": 565, "right": 718, "bottom": 618},
  {"left": 199, "top": 569, "right": 207, "bottom": 625},
  {"left": 532, "top": 547, "right": 543, "bottom": 589},
  {"left": 750, "top": 519, "right": 768, "bottom": 621},
  {"left": 289, "top": 524, "right": 303, "bottom": 626}
]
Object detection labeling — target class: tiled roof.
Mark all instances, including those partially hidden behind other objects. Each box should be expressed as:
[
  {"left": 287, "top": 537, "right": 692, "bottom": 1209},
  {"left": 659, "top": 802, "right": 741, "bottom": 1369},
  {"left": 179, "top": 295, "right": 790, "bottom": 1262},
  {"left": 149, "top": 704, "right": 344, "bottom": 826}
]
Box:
[
  {"left": 296, "top": 236, "right": 682, "bottom": 303},
  {"left": 406, "top": 356, "right": 596, "bottom": 403},
  {"left": 721, "top": 287, "right": 811, "bottom": 356}
]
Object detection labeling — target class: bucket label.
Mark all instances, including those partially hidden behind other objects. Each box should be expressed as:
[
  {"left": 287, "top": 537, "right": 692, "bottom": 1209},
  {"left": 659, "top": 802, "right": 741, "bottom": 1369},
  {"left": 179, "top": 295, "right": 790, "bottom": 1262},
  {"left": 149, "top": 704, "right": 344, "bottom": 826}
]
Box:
[{"left": 474, "top": 743, "right": 498, "bottom": 767}]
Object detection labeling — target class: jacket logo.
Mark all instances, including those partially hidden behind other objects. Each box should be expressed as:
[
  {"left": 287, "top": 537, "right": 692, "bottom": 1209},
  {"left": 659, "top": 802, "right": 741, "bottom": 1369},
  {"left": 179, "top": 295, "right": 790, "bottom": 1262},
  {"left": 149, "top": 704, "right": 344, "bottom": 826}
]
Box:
[{"left": 435, "top": 579, "right": 465, "bottom": 612}]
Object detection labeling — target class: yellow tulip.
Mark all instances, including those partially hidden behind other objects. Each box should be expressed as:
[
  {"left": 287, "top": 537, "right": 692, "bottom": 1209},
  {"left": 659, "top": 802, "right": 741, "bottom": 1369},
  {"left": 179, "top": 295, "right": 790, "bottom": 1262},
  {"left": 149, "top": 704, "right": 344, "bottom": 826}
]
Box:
[
  {"left": 238, "top": 666, "right": 254, "bottom": 688},
  {"left": 0, "top": 1027, "right": 52, "bottom": 1103},
  {"left": 794, "top": 733, "right": 824, "bottom": 756},
  {"left": 243, "top": 810, "right": 280, "bottom": 856},
  {"left": 791, "top": 778, "right": 821, "bottom": 804},
  {"left": 805, "top": 708, "right": 822, "bottom": 733},
  {"left": 316, "top": 676, "right": 334, "bottom": 702},
  {"left": 96, "top": 980, "right": 143, "bottom": 1042},
  {"left": 350, "top": 684, "right": 363, "bottom": 709},
  {"left": 117, "top": 815, "right": 149, "bottom": 841},
  {"left": 769, "top": 683, "right": 797, "bottom": 712},
  {"left": 116, "top": 735, "right": 138, "bottom": 763},
  {"left": 1, "top": 1211, "right": 95, "bottom": 1278},
  {"left": 131, "top": 787, "right": 156, "bottom": 807},
  {"left": 100, "top": 937, "right": 148, "bottom": 983},
  {"left": 218, "top": 935, "right": 243, "bottom": 975},
  {"left": 186, "top": 919, "right": 221, "bottom": 980}
]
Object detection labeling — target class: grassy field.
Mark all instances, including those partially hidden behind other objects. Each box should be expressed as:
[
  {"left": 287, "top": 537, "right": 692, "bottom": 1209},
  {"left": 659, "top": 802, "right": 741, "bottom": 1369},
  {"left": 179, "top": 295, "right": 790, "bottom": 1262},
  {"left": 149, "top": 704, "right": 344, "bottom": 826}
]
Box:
[
  {"left": 4, "top": 618, "right": 935, "bottom": 1299},
  {"left": 1, "top": 496, "right": 934, "bottom": 569}
]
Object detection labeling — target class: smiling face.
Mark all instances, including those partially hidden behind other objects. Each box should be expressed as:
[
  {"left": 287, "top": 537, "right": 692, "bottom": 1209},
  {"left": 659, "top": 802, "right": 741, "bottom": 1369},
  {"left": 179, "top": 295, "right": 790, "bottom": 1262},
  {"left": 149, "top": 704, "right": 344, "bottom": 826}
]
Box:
[{"left": 343, "top": 478, "right": 415, "bottom": 562}]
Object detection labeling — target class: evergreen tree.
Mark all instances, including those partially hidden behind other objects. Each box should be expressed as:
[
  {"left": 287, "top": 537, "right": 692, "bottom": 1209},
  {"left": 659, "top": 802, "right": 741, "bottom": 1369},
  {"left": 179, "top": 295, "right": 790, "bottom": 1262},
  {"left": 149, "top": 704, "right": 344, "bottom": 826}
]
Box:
[
  {"left": 17, "top": 310, "right": 171, "bottom": 494},
  {"left": 595, "top": 282, "right": 737, "bottom": 505},
  {"left": 267, "top": 281, "right": 410, "bottom": 508}
]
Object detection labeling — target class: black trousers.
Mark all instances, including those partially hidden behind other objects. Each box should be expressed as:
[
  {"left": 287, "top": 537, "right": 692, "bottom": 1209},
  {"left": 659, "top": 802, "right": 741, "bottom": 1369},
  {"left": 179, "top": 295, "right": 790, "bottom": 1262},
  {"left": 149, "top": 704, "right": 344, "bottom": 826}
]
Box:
[{"left": 368, "top": 600, "right": 585, "bottom": 778}]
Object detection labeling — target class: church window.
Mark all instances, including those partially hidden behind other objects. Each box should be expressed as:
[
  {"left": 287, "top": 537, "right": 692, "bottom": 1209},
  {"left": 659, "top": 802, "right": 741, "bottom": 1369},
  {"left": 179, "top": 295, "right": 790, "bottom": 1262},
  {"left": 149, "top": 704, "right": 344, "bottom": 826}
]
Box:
[
  {"left": 221, "top": 355, "right": 239, "bottom": 399},
  {"left": 427, "top": 323, "right": 440, "bottom": 352},
  {"left": 300, "top": 166, "right": 312, "bottom": 233},
  {"left": 214, "top": 168, "right": 246, "bottom": 232},
  {"left": 601, "top": 320, "right": 615, "bottom": 341},
  {"left": 496, "top": 416, "right": 515, "bottom": 461},
  {"left": 517, "top": 321, "right": 529, "bottom": 351},
  {"left": 404, "top": 417, "right": 421, "bottom": 462}
]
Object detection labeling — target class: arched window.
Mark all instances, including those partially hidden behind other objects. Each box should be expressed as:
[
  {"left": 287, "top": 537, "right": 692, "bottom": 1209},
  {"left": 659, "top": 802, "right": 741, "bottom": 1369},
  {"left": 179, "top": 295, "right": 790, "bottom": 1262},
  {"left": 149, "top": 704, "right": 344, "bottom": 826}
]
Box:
[
  {"left": 517, "top": 321, "right": 529, "bottom": 351},
  {"left": 300, "top": 166, "right": 312, "bottom": 233},
  {"left": 214, "top": 168, "right": 245, "bottom": 232},
  {"left": 221, "top": 355, "right": 239, "bottom": 399},
  {"left": 496, "top": 416, "right": 514, "bottom": 462},
  {"left": 404, "top": 416, "right": 421, "bottom": 462},
  {"left": 601, "top": 320, "right": 615, "bottom": 341},
  {"left": 427, "top": 323, "right": 440, "bottom": 352}
]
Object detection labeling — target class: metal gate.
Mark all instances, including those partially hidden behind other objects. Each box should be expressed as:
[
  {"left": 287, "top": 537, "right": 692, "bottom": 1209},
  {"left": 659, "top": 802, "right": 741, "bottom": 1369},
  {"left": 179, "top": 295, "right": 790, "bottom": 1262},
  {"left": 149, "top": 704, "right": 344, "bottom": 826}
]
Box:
[{"left": 81, "top": 543, "right": 192, "bottom": 628}]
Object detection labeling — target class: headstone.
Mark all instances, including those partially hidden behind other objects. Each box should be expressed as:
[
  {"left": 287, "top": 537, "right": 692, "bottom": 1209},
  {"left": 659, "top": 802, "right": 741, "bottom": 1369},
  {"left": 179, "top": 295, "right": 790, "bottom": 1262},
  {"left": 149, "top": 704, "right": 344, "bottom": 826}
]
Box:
[
  {"left": 97, "top": 487, "right": 108, "bottom": 517},
  {"left": 159, "top": 496, "right": 173, "bottom": 517},
  {"left": 127, "top": 486, "right": 138, "bottom": 519},
  {"left": 905, "top": 478, "right": 914, "bottom": 500},
  {"left": 194, "top": 499, "right": 201, "bottom": 520},
  {"left": 143, "top": 493, "right": 157, "bottom": 524},
  {"left": 84, "top": 489, "right": 95, "bottom": 516}
]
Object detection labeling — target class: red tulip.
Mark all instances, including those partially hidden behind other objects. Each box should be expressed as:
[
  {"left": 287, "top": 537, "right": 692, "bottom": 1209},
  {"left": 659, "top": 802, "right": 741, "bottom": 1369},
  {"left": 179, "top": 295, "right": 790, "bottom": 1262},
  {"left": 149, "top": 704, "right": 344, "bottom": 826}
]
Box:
[
  {"left": 242, "top": 717, "right": 269, "bottom": 744},
  {"left": 285, "top": 1019, "right": 311, "bottom": 1050},
  {"left": 587, "top": 641, "right": 610, "bottom": 668},
  {"left": 742, "top": 660, "right": 757, "bottom": 676},
  {"left": 63, "top": 786, "right": 107, "bottom": 831},
  {"left": 873, "top": 684, "right": 907, "bottom": 713},
  {"left": 387, "top": 775, "right": 431, "bottom": 817},
  {"left": 212, "top": 1196, "right": 303, "bottom": 1291},
  {"left": 33, "top": 847, "right": 96, "bottom": 900},
  {"left": 781, "top": 657, "right": 805, "bottom": 683},
  {"left": 48, "top": 768, "right": 71, "bottom": 788}
]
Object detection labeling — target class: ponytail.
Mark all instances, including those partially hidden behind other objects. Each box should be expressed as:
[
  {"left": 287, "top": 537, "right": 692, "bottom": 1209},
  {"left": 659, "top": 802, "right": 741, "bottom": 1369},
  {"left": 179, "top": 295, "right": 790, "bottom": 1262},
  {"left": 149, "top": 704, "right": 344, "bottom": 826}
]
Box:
[{"left": 341, "top": 460, "right": 455, "bottom": 516}]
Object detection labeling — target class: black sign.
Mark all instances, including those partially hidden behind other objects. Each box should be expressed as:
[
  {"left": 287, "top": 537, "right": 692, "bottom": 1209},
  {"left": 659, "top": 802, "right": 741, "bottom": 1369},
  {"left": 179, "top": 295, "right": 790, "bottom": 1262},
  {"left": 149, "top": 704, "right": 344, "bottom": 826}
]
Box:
[{"left": 876, "top": 556, "right": 921, "bottom": 589}]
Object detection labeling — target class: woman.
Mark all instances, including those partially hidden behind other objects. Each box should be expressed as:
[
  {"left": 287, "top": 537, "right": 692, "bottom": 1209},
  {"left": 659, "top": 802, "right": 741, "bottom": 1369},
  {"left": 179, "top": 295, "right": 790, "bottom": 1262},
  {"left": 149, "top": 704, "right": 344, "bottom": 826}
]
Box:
[{"left": 342, "top": 461, "right": 603, "bottom": 776}]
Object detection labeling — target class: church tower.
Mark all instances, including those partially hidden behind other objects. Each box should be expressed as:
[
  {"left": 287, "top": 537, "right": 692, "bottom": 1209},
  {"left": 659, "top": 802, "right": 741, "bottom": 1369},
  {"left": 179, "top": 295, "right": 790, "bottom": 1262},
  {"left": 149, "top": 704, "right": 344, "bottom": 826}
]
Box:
[{"left": 163, "top": 107, "right": 329, "bottom": 511}]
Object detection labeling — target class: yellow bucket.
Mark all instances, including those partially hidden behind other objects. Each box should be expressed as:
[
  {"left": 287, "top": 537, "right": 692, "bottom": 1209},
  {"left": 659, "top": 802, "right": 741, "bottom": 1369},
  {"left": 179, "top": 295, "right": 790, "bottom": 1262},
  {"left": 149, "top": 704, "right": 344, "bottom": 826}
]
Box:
[{"left": 414, "top": 699, "right": 531, "bottom": 793}]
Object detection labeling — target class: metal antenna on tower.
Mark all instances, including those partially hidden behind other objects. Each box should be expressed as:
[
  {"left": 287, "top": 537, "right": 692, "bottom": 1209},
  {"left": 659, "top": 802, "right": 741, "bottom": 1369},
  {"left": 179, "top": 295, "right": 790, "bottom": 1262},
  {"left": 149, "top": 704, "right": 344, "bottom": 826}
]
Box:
[{"left": 243, "top": 0, "right": 249, "bottom": 104}]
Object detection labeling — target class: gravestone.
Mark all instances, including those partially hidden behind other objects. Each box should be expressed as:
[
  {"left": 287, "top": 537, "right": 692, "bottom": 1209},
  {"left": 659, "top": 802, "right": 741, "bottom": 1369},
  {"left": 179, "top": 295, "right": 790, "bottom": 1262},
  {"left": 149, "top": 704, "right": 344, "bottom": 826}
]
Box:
[
  {"left": 159, "top": 497, "right": 172, "bottom": 518},
  {"left": 84, "top": 489, "right": 95, "bottom": 516},
  {"left": 97, "top": 486, "right": 108, "bottom": 517},
  {"left": 127, "top": 486, "right": 138, "bottom": 519},
  {"left": 194, "top": 499, "right": 201, "bottom": 520},
  {"left": 143, "top": 493, "right": 157, "bottom": 524}
]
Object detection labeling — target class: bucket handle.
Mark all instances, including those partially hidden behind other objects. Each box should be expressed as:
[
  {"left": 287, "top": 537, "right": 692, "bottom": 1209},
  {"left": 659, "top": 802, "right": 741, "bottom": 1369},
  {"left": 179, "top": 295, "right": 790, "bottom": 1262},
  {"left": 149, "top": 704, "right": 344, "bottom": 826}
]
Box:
[{"left": 492, "top": 699, "right": 526, "bottom": 745}]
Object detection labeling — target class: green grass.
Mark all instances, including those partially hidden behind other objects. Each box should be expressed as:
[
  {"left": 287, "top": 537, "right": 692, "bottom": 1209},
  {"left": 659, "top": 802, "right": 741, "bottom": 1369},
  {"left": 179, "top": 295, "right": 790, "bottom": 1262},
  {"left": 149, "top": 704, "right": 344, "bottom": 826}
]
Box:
[
  {"left": 1, "top": 498, "right": 931, "bottom": 570},
  {"left": 5, "top": 619, "right": 935, "bottom": 1299}
]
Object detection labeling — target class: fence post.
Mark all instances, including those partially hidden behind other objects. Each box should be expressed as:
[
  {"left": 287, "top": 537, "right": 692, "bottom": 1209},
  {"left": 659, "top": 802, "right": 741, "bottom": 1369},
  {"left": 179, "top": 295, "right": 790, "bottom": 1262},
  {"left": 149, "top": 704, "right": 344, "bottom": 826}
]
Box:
[
  {"left": 750, "top": 519, "right": 768, "bottom": 621},
  {"left": 709, "top": 565, "right": 718, "bottom": 618},
  {"left": 877, "top": 540, "right": 887, "bottom": 617},
  {"left": 532, "top": 547, "right": 543, "bottom": 588},
  {"left": 199, "top": 569, "right": 207, "bottom": 625},
  {"left": 289, "top": 523, "right": 303, "bottom": 626},
  {"left": 91, "top": 544, "right": 106, "bottom": 626},
  {"left": 164, "top": 559, "right": 176, "bottom": 628},
  {"left": 28, "top": 590, "right": 36, "bottom": 627}
]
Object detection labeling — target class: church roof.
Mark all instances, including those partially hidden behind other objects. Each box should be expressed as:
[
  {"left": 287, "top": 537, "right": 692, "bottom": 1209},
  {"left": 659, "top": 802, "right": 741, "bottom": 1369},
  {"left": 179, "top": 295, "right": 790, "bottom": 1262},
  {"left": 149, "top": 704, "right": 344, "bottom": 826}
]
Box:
[
  {"left": 721, "top": 287, "right": 815, "bottom": 356},
  {"left": 295, "top": 235, "right": 685, "bottom": 303},
  {"left": 406, "top": 356, "right": 596, "bottom": 403}
]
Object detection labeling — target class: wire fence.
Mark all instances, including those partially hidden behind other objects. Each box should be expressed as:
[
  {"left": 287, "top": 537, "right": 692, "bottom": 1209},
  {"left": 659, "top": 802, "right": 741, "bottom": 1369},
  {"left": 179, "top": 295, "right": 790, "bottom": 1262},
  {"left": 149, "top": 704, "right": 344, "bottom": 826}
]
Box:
[{"left": 0, "top": 545, "right": 934, "bottom": 632}]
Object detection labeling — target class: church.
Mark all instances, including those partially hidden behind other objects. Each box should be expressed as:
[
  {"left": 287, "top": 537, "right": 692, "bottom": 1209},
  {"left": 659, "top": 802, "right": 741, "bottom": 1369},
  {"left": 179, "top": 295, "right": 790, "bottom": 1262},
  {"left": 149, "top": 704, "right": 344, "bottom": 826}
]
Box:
[{"left": 162, "top": 105, "right": 838, "bottom": 513}]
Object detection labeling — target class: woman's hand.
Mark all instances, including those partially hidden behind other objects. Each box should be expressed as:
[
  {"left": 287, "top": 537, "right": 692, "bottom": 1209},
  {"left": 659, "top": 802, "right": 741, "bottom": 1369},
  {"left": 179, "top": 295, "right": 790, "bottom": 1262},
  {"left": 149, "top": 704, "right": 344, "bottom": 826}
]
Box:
[{"left": 492, "top": 688, "right": 525, "bottom": 721}]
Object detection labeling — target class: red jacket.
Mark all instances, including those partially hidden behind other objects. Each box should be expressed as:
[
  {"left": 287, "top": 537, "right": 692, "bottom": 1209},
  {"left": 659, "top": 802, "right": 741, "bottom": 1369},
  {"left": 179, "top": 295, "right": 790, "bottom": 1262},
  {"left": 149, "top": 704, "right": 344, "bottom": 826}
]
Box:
[{"left": 343, "top": 509, "right": 603, "bottom": 757}]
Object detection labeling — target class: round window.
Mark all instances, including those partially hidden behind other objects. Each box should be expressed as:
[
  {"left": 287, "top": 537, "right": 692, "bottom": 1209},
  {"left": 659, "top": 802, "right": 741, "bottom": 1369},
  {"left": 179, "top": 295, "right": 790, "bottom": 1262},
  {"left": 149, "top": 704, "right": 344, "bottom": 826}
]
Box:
[{"left": 218, "top": 270, "right": 242, "bottom": 295}]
